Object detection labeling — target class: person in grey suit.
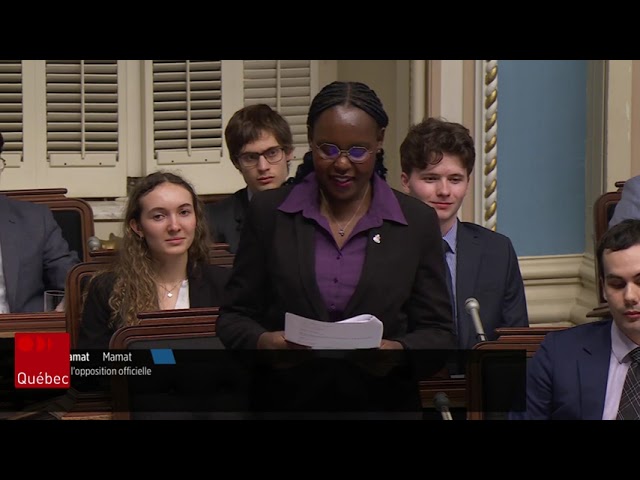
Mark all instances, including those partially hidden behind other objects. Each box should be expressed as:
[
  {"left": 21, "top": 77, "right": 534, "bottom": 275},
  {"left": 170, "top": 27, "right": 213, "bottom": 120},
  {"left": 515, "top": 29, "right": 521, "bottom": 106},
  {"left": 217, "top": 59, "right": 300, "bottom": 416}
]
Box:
[
  {"left": 609, "top": 175, "right": 640, "bottom": 228},
  {"left": 205, "top": 104, "right": 295, "bottom": 253},
  {"left": 0, "top": 132, "right": 79, "bottom": 313},
  {"left": 400, "top": 117, "right": 528, "bottom": 349}
]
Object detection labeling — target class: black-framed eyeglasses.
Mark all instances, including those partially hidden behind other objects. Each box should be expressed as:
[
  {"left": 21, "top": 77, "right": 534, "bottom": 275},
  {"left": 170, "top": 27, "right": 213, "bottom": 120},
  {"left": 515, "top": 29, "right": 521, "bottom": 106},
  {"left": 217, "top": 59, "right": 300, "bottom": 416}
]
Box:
[
  {"left": 237, "top": 146, "right": 285, "bottom": 168},
  {"left": 314, "top": 143, "right": 373, "bottom": 163}
]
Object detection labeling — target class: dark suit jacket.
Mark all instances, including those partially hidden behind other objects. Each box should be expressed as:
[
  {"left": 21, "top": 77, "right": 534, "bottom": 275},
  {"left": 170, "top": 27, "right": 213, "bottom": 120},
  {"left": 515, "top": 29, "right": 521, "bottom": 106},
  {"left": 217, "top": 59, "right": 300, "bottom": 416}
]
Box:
[
  {"left": 455, "top": 222, "right": 528, "bottom": 348},
  {"left": 77, "top": 263, "right": 231, "bottom": 350},
  {"left": 0, "top": 194, "right": 80, "bottom": 313},
  {"left": 525, "top": 320, "right": 611, "bottom": 420},
  {"left": 217, "top": 185, "right": 456, "bottom": 351},
  {"left": 205, "top": 188, "right": 249, "bottom": 254}
]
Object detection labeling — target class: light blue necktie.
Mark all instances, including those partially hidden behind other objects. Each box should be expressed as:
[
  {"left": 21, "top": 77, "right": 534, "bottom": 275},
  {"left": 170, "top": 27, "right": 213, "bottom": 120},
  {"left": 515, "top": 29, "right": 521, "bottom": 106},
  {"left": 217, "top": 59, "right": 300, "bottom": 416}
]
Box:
[{"left": 442, "top": 240, "right": 457, "bottom": 332}]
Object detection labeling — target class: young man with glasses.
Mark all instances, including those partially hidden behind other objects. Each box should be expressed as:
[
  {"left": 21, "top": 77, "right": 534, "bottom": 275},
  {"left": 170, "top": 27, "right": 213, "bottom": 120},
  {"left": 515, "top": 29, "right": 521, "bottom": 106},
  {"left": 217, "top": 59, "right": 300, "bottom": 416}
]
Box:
[
  {"left": 0, "top": 132, "right": 79, "bottom": 313},
  {"left": 206, "top": 104, "right": 294, "bottom": 253}
]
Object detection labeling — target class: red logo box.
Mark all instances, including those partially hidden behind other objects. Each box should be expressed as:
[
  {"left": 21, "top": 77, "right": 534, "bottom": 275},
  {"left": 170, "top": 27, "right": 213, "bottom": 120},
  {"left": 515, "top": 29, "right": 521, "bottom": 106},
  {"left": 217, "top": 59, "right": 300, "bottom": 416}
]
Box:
[{"left": 14, "top": 333, "right": 70, "bottom": 389}]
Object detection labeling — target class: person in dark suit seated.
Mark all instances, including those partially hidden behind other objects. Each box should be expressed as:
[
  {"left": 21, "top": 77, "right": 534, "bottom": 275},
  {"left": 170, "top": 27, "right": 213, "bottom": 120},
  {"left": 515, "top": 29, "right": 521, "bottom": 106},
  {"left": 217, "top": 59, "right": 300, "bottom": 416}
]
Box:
[
  {"left": 206, "top": 104, "right": 295, "bottom": 253},
  {"left": 399, "top": 118, "right": 528, "bottom": 349},
  {"left": 78, "top": 171, "right": 230, "bottom": 350},
  {"left": 609, "top": 175, "right": 640, "bottom": 228},
  {"left": 525, "top": 219, "right": 640, "bottom": 420},
  {"left": 217, "top": 82, "right": 455, "bottom": 416},
  {"left": 0, "top": 132, "right": 79, "bottom": 313}
]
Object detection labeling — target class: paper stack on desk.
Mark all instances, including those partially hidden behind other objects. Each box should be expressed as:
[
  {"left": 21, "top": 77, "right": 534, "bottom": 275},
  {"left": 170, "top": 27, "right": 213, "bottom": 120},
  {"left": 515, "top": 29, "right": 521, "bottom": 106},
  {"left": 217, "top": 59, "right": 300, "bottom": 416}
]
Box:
[{"left": 284, "top": 312, "right": 383, "bottom": 349}]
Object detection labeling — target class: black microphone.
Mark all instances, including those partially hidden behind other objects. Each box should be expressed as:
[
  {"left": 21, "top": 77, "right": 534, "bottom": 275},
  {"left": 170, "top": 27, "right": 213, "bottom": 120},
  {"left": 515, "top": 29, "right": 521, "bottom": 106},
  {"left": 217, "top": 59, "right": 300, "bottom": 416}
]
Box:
[
  {"left": 433, "top": 391, "right": 453, "bottom": 420},
  {"left": 464, "top": 297, "right": 488, "bottom": 342},
  {"left": 87, "top": 236, "right": 102, "bottom": 252}
]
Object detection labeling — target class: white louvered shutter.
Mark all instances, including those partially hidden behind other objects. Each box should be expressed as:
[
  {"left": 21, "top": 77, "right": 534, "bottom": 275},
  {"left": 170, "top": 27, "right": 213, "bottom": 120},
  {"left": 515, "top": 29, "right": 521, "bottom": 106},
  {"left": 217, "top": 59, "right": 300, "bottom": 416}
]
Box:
[
  {"left": 46, "top": 60, "right": 118, "bottom": 167},
  {"left": 152, "top": 60, "right": 222, "bottom": 165},
  {"left": 243, "top": 60, "right": 311, "bottom": 159},
  {"left": 0, "top": 60, "right": 23, "bottom": 167}
]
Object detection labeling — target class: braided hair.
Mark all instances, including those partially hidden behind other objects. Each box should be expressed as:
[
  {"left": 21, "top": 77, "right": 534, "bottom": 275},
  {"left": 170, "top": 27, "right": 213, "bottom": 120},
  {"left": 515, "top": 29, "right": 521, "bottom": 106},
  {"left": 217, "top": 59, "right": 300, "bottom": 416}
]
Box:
[{"left": 293, "top": 81, "right": 389, "bottom": 183}]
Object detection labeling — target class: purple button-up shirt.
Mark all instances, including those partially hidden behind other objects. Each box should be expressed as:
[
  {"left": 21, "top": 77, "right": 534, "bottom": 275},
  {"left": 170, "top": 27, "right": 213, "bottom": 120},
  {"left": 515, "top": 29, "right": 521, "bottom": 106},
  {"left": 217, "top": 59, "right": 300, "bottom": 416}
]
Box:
[{"left": 279, "top": 173, "right": 406, "bottom": 322}]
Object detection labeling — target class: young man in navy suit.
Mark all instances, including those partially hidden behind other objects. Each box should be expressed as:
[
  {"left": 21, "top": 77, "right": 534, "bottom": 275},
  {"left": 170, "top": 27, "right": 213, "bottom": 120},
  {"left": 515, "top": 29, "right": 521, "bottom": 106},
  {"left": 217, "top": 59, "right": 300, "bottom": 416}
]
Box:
[
  {"left": 400, "top": 117, "right": 528, "bottom": 349},
  {"left": 526, "top": 219, "right": 640, "bottom": 420}
]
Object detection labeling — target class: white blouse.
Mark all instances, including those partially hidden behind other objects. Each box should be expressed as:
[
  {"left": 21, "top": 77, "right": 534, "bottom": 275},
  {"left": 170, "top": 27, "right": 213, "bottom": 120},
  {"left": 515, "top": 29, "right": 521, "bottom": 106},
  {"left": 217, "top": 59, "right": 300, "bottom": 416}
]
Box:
[{"left": 174, "top": 279, "right": 190, "bottom": 309}]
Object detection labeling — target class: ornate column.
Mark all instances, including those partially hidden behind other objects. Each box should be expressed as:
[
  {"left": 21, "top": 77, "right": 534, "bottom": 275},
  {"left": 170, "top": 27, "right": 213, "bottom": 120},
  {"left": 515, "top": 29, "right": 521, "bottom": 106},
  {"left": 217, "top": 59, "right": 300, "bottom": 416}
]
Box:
[{"left": 482, "top": 60, "right": 498, "bottom": 231}]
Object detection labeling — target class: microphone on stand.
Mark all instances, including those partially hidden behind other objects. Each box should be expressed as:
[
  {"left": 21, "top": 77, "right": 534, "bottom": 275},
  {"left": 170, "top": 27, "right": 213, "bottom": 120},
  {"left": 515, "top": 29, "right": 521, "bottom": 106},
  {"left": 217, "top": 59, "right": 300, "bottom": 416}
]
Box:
[
  {"left": 87, "top": 236, "right": 102, "bottom": 252},
  {"left": 464, "top": 297, "right": 487, "bottom": 343},
  {"left": 433, "top": 391, "right": 453, "bottom": 420}
]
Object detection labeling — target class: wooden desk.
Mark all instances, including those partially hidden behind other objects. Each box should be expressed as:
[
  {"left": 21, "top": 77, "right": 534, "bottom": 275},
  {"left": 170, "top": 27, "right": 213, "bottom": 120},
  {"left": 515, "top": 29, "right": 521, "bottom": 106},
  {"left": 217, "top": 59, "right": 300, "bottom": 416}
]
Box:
[
  {"left": 0, "top": 312, "right": 66, "bottom": 337},
  {"left": 495, "top": 326, "right": 568, "bottom": 338},
  {"left": 3, "top": 388, "right": 112, "bottom": 420},
  {"left": 6, "top": 378, "right": 467, "bottom": 420}
]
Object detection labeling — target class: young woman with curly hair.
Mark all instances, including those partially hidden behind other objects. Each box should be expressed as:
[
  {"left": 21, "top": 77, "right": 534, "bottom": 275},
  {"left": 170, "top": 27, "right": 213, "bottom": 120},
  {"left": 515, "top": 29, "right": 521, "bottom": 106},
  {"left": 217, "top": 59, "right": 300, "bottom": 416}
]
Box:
[{"left": 78, "top": 171, "right": 230, "bottom": 349}]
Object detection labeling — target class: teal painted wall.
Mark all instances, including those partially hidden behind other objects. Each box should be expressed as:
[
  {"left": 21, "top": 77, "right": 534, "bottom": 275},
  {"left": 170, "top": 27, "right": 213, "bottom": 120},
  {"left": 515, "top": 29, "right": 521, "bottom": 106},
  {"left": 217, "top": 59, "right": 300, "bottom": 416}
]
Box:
[{"left": 498, "top": 60, "right": 587, "bottom": 256}]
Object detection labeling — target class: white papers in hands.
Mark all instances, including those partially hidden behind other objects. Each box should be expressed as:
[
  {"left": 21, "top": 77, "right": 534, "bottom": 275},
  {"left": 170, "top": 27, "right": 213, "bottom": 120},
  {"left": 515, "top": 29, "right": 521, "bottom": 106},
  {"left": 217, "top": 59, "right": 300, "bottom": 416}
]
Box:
[{"left": 284, "top": 312, "right": 383, "bottom": 349}]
